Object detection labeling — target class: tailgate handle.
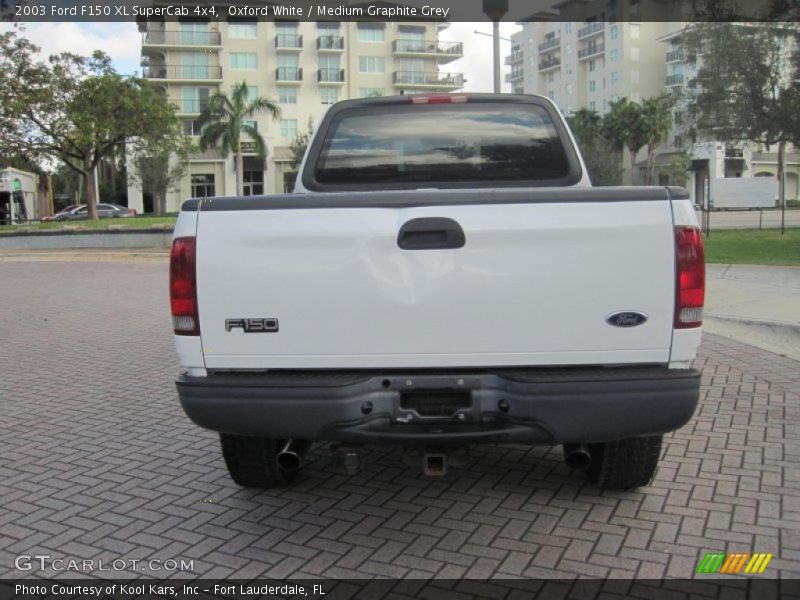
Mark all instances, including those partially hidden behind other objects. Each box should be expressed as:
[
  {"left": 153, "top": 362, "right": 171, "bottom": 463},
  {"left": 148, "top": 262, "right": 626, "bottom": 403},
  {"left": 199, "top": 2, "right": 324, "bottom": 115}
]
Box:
[{"left": 398, "top": 217, "right": 465, "bottom": 250}]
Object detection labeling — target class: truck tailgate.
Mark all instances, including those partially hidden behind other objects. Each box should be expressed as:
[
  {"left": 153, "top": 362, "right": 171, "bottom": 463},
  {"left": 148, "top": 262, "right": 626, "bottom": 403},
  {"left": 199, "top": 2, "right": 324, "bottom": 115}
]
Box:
[{"left": 194, "top": 188, "right": 676, "bottom": 369}]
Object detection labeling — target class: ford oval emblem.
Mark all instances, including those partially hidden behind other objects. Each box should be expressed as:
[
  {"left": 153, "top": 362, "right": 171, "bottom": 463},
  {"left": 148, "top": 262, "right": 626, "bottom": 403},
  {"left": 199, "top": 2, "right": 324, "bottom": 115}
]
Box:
[{"left": 606, "top": 311, "right": 648, "bottom": 327}]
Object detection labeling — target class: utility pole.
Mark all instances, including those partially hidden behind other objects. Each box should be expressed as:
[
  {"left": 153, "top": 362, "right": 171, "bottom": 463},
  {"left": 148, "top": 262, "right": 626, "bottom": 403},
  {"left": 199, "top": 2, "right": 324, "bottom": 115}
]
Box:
[{"left": 482, "top": 0, "right": 509, "bottom": 93}]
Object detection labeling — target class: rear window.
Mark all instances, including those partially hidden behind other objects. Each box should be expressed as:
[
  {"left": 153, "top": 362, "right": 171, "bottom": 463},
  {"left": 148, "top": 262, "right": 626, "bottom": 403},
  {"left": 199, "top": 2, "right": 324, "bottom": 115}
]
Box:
[{"left": 311, "top": 102, "right": 577, "bottom": 188}]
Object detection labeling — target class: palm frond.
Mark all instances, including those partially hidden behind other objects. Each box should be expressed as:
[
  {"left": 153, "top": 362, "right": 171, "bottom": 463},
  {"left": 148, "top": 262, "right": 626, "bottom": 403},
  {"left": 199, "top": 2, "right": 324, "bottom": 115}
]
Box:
[{"left": 240, "top": 124, "right": 267, "bottom": 157}]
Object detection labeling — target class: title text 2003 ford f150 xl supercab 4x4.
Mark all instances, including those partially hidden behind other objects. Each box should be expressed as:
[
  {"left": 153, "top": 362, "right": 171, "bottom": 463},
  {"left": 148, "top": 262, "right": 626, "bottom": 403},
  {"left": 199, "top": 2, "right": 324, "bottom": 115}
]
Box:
[{"left": 170, "top": 94, "right": 705, "bottom": 490}]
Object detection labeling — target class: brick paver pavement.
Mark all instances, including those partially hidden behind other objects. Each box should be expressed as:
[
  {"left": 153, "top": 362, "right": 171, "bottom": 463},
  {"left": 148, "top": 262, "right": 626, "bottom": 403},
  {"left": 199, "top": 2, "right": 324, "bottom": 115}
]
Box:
[{"left": 0, "top": 259, "right": 798, "bottom": 580}]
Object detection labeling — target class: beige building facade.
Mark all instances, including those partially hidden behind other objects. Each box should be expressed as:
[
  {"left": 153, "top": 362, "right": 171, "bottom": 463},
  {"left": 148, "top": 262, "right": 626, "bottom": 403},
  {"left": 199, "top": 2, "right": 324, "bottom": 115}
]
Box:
[{"left": 128, "top": 20, "right": 463, "bottom": 212}]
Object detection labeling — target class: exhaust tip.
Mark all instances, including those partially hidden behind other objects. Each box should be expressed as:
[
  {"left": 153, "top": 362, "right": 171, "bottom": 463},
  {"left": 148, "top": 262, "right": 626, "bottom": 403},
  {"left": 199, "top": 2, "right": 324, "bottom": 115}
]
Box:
[
  {"left": 563, "top": 444, "right": 592, "bottom": 470},
  {"left": 276, "top": 451, "right": 301, "bottom": 472}
]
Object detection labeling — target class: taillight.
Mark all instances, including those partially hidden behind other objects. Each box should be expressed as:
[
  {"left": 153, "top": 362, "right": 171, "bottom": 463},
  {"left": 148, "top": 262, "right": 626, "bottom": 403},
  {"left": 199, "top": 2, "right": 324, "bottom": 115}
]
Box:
[
  {"left": 170, "top": 237, "right": 199, "bottom": 336},
  {"left": 674, "top": 226, "right": 705, "bottom": 329},
  {"left": 409, "top": 94, "right": 469, "bottom": 104},
  {"left": 128, "top": 209, "right": 137, "bottom": 216}
]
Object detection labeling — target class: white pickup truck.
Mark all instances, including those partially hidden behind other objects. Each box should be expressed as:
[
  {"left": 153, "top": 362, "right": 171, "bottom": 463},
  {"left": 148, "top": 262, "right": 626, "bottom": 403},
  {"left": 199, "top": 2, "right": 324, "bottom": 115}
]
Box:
[{"left": 170, "top": 94, "right": 704, "bottom": 490}]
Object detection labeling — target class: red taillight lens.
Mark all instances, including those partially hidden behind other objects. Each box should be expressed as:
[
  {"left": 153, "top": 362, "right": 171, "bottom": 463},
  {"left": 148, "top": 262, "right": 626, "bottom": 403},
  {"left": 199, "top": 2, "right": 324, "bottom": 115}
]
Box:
[
  {"left": 128, "top": 209, "right": 136, "bottom": 216},
  {"left": 170, "top": 237, "right": 199, "bottom": 336},
  {"left": 675, "top": 226, "right": 705, "bottom": 329}
]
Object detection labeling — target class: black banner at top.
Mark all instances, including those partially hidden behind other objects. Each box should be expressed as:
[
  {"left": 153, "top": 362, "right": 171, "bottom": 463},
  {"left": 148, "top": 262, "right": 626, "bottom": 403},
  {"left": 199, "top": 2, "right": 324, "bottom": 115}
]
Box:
[{"left": 4, "top": 0, "right": 800, "bottom": 22}]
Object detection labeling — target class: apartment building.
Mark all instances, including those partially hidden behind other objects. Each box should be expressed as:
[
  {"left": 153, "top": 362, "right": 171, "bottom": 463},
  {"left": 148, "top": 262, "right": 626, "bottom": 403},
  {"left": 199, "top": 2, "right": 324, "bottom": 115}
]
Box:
[
  {"left": 506, "top": 21, "right": 673, "bottom": 115},
  {"left": 128, "top": 20, "right": 463, "bottom": 212},
  {"left": 656, "top": 23, "right": 799, "bottom": 205}
]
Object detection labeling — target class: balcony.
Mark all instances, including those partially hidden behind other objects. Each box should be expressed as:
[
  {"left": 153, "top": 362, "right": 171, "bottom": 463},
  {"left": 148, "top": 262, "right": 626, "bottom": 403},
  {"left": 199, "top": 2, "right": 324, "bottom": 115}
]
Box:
[
  {"left": 505, "top": 69, "right": 524, "bottom": 82},
  {"left": 276, "top": 67, "right": 303, "bottom": 83},
  {"left": 666, "top": 49, "right": 685, "bottom": 63},
  {"left": 143, "top": 64, "right": 222, "bottom": 81},
  {"left": 538, "top": 37, "right": 561, "bottom": 52},
  {"left": 142, "top": 30, "right": 221, "bottom": 48},
  {"left": 318, "top": 68, "right": 345, "bottom": 84},
  {"left": 392, "top": 39, "right": 463, "bottom": 64},
  {"left": 392, "top": 71, "right": 463, "bottom": 89},
  {"left": 176, "top": 99, "right": 209, "bottom": 114},
  {"left": 538, "top": 57, "right": 561, "bottom": 71},
  {"left": 317, "top": 35, "right": 344, "bottom": 51},
  {"left": 666, "top": 73, "right": 685, "bottom": 86},
  {"left": 505, "top": 50, "right": 523, "bottom": 65},
  {"left": 577, "top": 22, "right": 604, "bottom": 39},
  {"left": 578, "top": 43, "right": 605, "bottom": 59},
  {"left": 275, "top": 34, "right": 303, "bottom": 50}
]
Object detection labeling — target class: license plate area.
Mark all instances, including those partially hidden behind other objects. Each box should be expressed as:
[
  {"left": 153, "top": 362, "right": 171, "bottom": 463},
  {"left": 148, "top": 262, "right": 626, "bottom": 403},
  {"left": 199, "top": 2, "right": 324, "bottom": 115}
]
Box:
[{"left": 394, "top": 388, "right": 475, "bottom": 423}]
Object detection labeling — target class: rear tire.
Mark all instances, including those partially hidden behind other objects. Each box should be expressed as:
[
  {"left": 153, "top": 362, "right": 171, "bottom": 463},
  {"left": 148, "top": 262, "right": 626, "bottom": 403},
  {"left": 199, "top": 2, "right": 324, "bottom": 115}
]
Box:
[
  {"left": 220, "top": 434, "right": 298, "bottom": 488},
  {"left": 587, "top": 435, "right": 662, "bottom": 489}
]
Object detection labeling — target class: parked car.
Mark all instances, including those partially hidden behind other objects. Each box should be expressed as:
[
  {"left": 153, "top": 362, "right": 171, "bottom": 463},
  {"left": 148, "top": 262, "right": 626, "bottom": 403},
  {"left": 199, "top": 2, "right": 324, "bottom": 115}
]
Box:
[
  {"left": 171, "top": 93, "right": 705, "bottom": 490},
  {"left": 41, "top": 204, "right": 78, "bottom": 222},
  {"left": 54, "top": 204, "right": 136, "bottom": 221}
]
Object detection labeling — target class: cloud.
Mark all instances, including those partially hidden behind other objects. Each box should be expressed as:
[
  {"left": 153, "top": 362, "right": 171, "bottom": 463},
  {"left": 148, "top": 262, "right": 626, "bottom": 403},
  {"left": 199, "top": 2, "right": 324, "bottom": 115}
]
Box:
[
  {"left": 0, "top": 22, "right": 141, "bottom": 74},
  {"left": 439, "top": 22, "right": 521, "bottom": 93}
]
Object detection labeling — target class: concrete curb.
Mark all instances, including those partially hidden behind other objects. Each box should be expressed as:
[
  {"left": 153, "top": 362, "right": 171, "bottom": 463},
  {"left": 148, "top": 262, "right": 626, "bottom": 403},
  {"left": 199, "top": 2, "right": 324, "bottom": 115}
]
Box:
[{"left": 0, "top": 228, "right": 174, "bottom": 249}]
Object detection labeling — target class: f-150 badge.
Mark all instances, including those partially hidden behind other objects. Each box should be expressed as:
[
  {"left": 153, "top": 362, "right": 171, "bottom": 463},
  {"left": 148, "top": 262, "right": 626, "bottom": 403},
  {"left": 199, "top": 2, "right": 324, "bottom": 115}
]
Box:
[
  {"left": 225, "top": 318, "right": 279, "bottom": 332},
  {"left": 606, "top": 312, "right": 648, "bottom": 327}
]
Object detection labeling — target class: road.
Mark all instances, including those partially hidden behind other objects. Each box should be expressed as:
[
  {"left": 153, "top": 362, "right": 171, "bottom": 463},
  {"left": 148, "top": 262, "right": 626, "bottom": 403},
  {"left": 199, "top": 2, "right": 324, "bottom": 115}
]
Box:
[{"left": 0, "top": 257, "right": 798, "bottom": 583}]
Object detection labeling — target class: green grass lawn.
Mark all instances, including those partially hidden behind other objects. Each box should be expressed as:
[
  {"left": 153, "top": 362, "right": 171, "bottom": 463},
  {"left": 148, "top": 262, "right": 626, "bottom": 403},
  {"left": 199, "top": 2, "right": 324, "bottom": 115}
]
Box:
[
  {"left": 703, "top": 229, "right": 800, "bottom": 266},
  {"left": 0, "top": 216, "right": 176, "bottom": 233}
]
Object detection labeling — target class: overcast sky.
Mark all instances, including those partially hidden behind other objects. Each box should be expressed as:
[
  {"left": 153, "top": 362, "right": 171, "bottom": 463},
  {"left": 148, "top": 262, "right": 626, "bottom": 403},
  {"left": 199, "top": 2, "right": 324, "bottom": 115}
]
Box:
[{"left": 3, "top": 21, "right": 521, "bottom": 93}]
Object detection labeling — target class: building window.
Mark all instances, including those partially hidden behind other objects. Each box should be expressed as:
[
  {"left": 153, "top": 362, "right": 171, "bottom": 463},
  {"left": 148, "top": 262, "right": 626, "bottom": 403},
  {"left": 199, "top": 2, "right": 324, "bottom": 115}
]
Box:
[
  {"left": 280, "top": 119, "right": 298, "bottom": 138},
  {"left": 230, "top": 52, "right": 257, "bottom": 70},
  {"left": 566, "top": 83, "right": 573, "bottom": 95},
  {"left": 674, "top": 135, "right": 683, "bottom": 148},
  {"left": 565, "top": 23, "right": 572, "bottom": 34},
  {"left": 358, "top": 56, "right": 385, "bottom": 73},
  {"left": 320, "top": 87, "right": 338, "bottom": 104},
  {"left": 191, "top": 174, "right": 215, "bottom": 198},
  {"left": 631, "top": 70, "right": 640, "bottom": 83},
  {"left": 610, "top": 49, "right": 619, "bottom": 62},
  {"left": 589, "top": 80, "right": 596, "bottom": 93},
  {"left": 547, "top": 71, "right": 555, "bottom": 83},
  {"left": 547, "top": 90, "right": 555, "bottom": 100},
  {"left": 183, "top": 119, "right": 203, "bottom": 136},
  {"left": 229, "top": 23, "right": 257, "bottom": 38},
  {"left": 610, "top": 25, "right": 619, "bottom": 40},
  {"left": 611, "top": 71, "right": 619, "bottom": 85},
  {"left": 630, "top": 24, "right": 640, "bottom": 39},
  {"left": 565, "top": 44, "right": 572, "bottom": 56},
  {"left": 630, "top": 47, "right": 640, "bottom": 61},
  {"left": 243, "top": 170, "right": 263, "bottom": 196},
  {"left": 566, "top": 63, "right": 572, "bottom": 75},
  {"left": 359, "top": 87, "right": 384, "bottom": 98},
  {"left": 357, "top": 23, "right": 385, "bottom": 43},
  {"left": 589, "top": 100, "right": 596, "bottom": 110},
  {"left": 589, "top": 59, "right": 595, "bottom": 72},
  {"left": 230, "top": 85, "right": 258, "bottom": 101},
  {"left": 279, "top": 87, "right": 297, "bottom": 104},
  {"left": 241, "top": 119, "right": 257, "bottom": 133}
]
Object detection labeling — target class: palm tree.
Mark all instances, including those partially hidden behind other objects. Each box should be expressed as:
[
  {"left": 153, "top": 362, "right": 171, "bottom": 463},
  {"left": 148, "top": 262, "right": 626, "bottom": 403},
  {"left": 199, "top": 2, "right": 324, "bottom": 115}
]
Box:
[
  {"left": 602, "top": 98, "right": 648, "bottom": 184},
  {"left": 567, "top": 107, "right": 602, "bottom": 148},
  {"left": 197, "top": 81, "right": 281, "bottom": 196},
  {"left": 640, "top": 94, "right": 676, "bottom": 184}
]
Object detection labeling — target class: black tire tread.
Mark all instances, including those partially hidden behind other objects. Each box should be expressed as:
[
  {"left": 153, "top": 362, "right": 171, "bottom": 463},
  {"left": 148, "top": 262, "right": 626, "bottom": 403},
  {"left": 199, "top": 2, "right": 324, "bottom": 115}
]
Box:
[
  {"left": 587, "top": 435, "right": 662, "bottom": 489},
  {"left": 220, "top": 434, "right": 297, "bottom": 488}
]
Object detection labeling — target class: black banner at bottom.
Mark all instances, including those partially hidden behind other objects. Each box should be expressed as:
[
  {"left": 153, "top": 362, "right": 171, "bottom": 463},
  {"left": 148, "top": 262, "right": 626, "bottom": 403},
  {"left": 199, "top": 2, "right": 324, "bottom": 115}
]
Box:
[{"left": 2, "top": 579, "right": 800, "bottom": 600}]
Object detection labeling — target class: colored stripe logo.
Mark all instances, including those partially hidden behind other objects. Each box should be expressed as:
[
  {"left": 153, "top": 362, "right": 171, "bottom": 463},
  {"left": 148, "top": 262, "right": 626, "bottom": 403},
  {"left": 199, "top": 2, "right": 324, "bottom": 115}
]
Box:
[{"left": 696, "top": 552, "right": 773, "bottom": 574}]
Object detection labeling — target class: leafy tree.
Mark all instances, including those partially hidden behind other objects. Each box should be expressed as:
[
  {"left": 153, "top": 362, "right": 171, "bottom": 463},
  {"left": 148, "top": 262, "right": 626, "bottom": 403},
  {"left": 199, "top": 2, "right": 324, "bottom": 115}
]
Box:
[
  {"left": 658, "top": 151, "right": 693, "bottom": 188},
  {"left": 197, "top": 81, "right": 281, "bottom": 196},
  {"left": 683, "top": 22, "right": 800, "bottom": 219},
  {"left": 289, "top": 117, "right": 315, "bottom": 172},
  {"left": 0, "top": 28, "right": 185, "bottom": 219},
  {"left": 567, "top": 108, "right": 621, "bottom": 186},
  {"left": 128, "top": 137, "right": 194, "bottom": 215}
]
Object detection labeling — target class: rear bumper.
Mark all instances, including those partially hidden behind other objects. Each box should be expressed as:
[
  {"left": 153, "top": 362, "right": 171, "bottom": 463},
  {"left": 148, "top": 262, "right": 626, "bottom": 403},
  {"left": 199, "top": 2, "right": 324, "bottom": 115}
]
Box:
[{"left": 176, "top": 366, "right": 701, "bottom": 445}]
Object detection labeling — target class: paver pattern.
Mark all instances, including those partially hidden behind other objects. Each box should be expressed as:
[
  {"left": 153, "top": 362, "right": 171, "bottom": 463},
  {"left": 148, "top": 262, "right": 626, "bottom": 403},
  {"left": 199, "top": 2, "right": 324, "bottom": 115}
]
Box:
[{"left": 1, "top": 260, "right": 798, "bottom": 580}]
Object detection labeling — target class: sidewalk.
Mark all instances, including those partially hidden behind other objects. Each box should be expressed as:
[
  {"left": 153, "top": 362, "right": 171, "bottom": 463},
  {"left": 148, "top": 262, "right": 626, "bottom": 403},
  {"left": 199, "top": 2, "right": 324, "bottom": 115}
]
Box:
[{"left": 705, "top": 263, "right": 800, "bottom": 360}]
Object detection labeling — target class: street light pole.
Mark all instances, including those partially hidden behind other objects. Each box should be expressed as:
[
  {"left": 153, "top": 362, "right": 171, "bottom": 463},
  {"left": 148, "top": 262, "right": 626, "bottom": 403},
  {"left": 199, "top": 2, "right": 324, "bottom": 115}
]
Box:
[{"left": 482, "top": 0, "right": 509, "bottom": 94}]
